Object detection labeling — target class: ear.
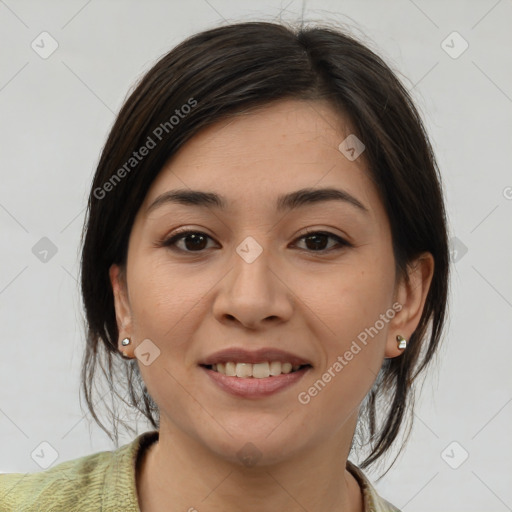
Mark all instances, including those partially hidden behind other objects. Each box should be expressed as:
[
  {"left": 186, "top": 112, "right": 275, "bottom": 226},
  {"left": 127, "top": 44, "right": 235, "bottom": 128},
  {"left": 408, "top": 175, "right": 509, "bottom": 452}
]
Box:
[
  {"left": 385, "top": 252, "right": 435, "bottom": 358},
  {"left": 109, "top": 264, "right": 134, "bottom": 358}
]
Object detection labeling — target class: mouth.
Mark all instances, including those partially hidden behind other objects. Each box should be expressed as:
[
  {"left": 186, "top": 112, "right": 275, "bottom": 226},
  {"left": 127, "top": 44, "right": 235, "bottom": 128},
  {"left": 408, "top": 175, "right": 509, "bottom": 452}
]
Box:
[
  {"left": 200, "top": 362, "right": 312, "bottom": 398},
  {"left": 200, "top": 362, "right": 313, "bottom": 378},
  {"left": 198, "top": 347, "right": 313, "bottom": 397}
]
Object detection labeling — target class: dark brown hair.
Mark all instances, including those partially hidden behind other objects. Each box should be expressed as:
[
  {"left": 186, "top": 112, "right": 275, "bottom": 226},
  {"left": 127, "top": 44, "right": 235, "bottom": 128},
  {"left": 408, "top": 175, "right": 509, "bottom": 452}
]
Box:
[{"left": 79, "top": 20, "right": 449, "bottom": 472}]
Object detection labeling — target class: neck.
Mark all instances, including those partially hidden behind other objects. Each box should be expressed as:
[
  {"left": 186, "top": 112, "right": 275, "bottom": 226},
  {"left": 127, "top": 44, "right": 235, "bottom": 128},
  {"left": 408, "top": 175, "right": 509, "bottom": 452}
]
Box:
[{"left": 137, "top": 419, "right": 363, "bottom": 512}]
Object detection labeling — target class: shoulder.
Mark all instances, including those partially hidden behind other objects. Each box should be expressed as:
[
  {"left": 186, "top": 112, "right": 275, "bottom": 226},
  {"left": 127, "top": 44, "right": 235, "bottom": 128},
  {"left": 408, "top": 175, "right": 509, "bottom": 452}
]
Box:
[
  {"left": 0, "top": 430, "right": 159, "bottom": 512},
  {"left": 346, "top": 461, "right": 402, "bottom": 512},
  {"left": 0, "top": 449, "right": 114, "bottom": 511}
]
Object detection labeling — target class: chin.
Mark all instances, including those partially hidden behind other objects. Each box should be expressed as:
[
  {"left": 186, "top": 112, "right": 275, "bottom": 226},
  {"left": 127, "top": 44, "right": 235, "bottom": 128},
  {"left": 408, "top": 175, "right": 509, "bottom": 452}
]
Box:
[{"left": 199, "top": 423, "right": 303, "bottom": 468}]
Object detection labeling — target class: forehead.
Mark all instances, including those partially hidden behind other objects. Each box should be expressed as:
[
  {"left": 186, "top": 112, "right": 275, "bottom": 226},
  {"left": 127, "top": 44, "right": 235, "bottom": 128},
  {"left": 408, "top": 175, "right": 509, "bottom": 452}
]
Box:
[{"left": 142, "top": 99, "right": 383, "bottom": 221}]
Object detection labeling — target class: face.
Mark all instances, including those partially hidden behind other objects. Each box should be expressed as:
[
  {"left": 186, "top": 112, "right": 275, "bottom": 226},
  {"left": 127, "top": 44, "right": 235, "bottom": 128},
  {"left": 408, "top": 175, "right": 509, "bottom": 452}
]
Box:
[{"left": 110, "top": 98, "right": 428, "bottom": 466}]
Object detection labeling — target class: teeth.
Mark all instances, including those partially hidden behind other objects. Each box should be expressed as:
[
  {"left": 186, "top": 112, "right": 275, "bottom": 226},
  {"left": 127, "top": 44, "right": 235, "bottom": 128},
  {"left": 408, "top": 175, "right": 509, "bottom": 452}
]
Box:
[
  {"left": 236, "top": 363, "right": 252, "bottom": 378},
  {"left": 225, "top": 362, "right": 236, "bottom": 376},
  {"left": 269, "top": 361, "right": 282, "bottom": 376},
  {"left": 211, "top": 361, "right": 305, "bottom": 378},
  {"left": 252, "top": 362, "right": 270, "bottom": 378},
  {"left": 282, "top": 362, "right": 293, "bottom": 374}
]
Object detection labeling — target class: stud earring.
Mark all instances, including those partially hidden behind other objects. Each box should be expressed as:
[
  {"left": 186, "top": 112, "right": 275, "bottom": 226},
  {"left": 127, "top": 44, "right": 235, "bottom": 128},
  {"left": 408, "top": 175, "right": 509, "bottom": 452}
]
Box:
[
  {"left": 120, "top": 337, "right": 132, "bottom": 358},
  {"left": 396, "top": 335, "right": 407, "bottom": 350}
]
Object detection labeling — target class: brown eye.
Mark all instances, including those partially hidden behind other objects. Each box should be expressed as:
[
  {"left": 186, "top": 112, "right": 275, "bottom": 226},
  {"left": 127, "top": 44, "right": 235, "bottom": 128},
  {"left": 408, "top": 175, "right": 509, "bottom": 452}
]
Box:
[
  {"left": 294, "top": 231, "right": 350, "bottom": 252},
  {"left": 163, "top": 231, "right": 215, "bottom": 252}
]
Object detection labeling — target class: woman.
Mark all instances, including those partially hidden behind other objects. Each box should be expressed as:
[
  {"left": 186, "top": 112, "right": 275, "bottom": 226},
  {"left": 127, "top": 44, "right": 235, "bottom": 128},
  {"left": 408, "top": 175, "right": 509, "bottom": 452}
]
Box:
[{"left": 0, "top": 20, "right": 449, "bottom": 511}]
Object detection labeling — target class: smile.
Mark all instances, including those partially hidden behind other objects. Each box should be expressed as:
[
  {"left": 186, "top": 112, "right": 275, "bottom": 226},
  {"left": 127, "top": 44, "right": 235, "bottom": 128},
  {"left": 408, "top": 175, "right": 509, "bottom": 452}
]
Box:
[
  {"left": 200, "top": 363, "right": 312, "bottom": 398},
  {"left": 203, "top": 361, "right": 311, "bottom": 378}
]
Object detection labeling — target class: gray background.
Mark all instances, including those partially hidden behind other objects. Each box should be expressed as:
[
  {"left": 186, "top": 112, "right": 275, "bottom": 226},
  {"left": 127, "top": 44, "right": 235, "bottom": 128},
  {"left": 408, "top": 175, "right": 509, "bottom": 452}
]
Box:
[{"left": 1, "top": 0, "right": 511, "bottom": 510}]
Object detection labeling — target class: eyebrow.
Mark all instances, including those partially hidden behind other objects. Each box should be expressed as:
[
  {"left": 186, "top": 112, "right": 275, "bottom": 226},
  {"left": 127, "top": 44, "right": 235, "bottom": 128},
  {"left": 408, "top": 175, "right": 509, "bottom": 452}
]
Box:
[{"left": 146, "top": 187, "right": 369, "bottom": 215}]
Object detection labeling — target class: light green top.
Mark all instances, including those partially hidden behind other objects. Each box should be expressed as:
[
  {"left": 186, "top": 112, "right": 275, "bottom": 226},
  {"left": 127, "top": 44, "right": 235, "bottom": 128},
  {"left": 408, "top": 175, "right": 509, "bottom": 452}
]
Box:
[{"left": 0, "top": 430, "right": 401, "bottom": 511}]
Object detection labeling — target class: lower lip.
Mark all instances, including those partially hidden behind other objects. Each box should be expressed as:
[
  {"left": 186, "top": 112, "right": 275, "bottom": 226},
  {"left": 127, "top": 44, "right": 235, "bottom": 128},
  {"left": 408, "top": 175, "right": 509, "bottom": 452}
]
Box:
[{"left": 201, "top": 366, "right": 311, "bottom": 398}]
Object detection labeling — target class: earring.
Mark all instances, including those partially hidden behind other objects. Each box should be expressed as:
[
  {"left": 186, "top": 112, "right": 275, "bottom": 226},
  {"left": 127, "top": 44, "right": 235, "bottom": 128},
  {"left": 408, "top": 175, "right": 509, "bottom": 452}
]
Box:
[
  {"left": 120, "top": 337, "right": 132, "bottom": 358},
  {"left": 396, "top": 335, "right": 407, "bottom": 350}
]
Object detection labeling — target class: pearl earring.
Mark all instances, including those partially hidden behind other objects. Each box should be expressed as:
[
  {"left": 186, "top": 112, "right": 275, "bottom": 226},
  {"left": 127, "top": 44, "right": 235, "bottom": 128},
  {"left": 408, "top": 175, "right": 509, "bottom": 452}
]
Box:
[
  {"left": 120, "top": 337, "right": 132, "bottom": 358},
  {"left": 396, "top": 335, "right": 407, "bottom": 350}
]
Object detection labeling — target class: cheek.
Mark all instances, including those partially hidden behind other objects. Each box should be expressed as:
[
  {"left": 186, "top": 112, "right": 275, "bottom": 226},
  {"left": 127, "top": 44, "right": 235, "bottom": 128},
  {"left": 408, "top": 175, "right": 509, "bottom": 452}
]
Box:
[
  {"left": 127, "top": 256, "right": 200, "bottom": 340},
  {"left": 306, "top": 256, "right": 395, "bottom": 418},
  {"left": 126, "top": 258, "right": 198, "bottom": 418},
  {"left": 296, "top": 262, "right": 395, "bottom": 428},
  {"left": 313, "top": 254, "right": 395, "bottom": 341}
]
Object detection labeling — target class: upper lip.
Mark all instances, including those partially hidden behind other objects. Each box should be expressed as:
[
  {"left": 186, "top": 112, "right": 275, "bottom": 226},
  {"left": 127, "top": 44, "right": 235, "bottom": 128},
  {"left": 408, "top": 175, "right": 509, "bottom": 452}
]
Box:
[{"left": 199, "top": 347, "right": 313, "bottom": 367}]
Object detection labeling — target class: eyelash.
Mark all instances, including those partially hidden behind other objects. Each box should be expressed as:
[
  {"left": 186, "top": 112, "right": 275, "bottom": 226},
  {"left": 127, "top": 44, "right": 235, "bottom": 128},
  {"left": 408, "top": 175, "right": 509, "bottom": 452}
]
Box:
[{"left": 159, "top": 228, "right": 352, "bottom": 255}]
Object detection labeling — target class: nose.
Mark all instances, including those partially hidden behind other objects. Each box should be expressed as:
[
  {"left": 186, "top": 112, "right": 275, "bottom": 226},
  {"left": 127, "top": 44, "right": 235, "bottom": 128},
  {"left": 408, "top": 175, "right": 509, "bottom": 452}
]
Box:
[{"left": 212, "top": 240, "right": 293, "bottom": 330}]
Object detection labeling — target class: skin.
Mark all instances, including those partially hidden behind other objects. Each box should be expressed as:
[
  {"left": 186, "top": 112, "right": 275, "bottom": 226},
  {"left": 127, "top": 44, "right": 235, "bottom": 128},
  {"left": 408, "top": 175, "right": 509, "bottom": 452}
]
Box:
[{"left": 110, "top": 98, "right": 434, "bottom": 512}]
